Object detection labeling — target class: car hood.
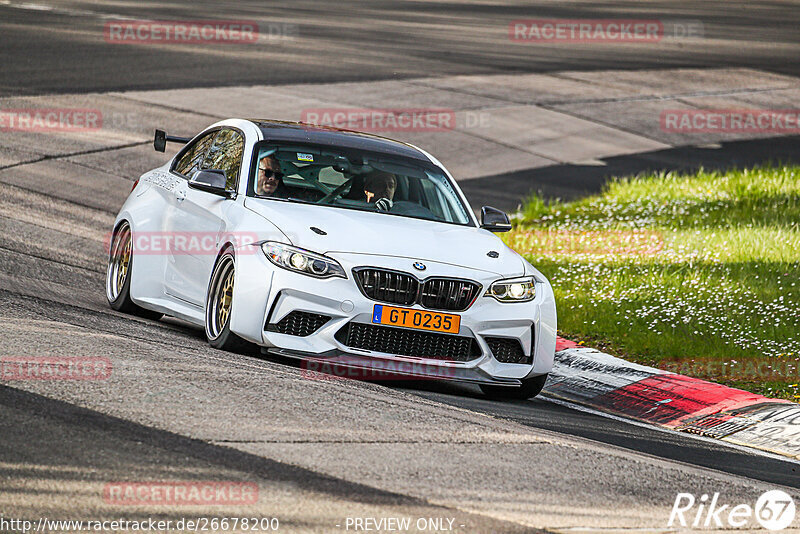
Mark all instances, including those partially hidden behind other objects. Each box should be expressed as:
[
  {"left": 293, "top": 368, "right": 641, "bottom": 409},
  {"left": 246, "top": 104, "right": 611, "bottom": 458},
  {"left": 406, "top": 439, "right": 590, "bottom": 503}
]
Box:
[{"left": 244, "top": 198, "right": 525, "bottom": 276}]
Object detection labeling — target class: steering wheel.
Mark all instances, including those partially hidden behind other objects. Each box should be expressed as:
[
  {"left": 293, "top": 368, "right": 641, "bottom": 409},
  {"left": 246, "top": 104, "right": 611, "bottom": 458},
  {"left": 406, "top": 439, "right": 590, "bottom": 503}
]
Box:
[
  {"left": 282, "top": 161, "right": 334, "bottom": 196},
  {"left": 316, "top": 177, "right": 354, "bottom": 204}
]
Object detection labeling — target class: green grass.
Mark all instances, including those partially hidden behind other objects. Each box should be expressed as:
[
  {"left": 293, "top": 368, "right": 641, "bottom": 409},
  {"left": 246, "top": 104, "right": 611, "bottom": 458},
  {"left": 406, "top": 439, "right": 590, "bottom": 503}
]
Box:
[{"left": 509, "top": 164, "right": 800, "bottom": 401}]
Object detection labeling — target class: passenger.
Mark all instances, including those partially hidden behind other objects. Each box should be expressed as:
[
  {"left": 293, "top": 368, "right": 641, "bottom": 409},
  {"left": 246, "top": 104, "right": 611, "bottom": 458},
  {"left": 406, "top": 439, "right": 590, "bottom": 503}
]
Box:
[{"left": 363, "top": 171, "right": 396, "bottom": 212}]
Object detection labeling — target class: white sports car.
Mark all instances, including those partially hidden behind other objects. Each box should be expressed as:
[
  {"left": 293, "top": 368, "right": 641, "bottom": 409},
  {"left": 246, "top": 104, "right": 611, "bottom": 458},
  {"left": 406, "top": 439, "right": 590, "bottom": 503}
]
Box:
[{"left": 107, "top": 119, "right": 557, "bottom": 398}]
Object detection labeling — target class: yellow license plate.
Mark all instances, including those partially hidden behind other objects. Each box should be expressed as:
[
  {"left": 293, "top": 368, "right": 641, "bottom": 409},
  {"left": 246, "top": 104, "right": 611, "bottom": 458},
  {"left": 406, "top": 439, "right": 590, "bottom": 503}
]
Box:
[{"left": 371, "top": 304, "right": 460, "bottom": 334}]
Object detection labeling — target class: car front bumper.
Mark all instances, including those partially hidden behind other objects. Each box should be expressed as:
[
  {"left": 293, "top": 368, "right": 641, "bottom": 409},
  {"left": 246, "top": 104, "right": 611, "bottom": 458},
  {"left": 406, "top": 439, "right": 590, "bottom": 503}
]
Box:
[{"left": 229, "top": 248, "right": 557, "bottom": 384}]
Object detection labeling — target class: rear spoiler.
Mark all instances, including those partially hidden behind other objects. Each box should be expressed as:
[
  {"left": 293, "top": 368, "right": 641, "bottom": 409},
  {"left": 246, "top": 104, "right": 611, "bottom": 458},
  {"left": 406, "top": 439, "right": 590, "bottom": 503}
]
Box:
[{"left": 154, "top": 129, "right": 191, "bottom": 152}]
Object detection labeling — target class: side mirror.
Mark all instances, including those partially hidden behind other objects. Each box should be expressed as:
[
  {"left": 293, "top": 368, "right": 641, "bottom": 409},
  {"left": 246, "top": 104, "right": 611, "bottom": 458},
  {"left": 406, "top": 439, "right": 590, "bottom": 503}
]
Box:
[
  {"left": 188, "top": 170, "right": 235, "bottom": 199},
  {"left": 480, "top": 206, "right": 512, "bottom": 232}
]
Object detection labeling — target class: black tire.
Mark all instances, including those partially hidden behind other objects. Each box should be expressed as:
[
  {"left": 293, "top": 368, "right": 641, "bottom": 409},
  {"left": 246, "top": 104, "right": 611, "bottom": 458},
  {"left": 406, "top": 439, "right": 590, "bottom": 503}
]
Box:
[
  {"left": 480, "top": 373, "right": 549, "bottom": 400},
  {"left": 106, "top": 221, "right": 163, "bottom": 320},
  {"left": 205, "top": 249, "right": 256, "bottom": 353}
]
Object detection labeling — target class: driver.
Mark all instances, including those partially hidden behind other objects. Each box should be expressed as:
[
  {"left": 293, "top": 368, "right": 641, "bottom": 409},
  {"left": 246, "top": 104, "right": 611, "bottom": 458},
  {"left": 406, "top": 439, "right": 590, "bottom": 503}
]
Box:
[
  {"left": 363, "top": 171, "right": 396, "bottom": 212},
  {"left": 256, "top": 156, "right": 287, "bottom": 197}
]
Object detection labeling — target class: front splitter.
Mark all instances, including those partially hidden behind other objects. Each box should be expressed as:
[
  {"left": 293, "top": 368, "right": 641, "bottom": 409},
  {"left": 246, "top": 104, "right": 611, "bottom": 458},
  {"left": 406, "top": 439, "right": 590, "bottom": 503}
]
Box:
[{"left": 264, "top": 347, "right": 523, "bottom": 387}]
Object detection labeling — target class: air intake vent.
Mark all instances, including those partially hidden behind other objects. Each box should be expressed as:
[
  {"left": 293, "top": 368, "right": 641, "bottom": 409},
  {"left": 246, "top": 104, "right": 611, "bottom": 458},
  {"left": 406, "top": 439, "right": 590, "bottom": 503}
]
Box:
[
  {"left": 485, "top": 337, "right": 530, "bottom": 364},
  {"left": 354, "top": 268, "right": 480, "bottom": 311},
  {"left": 354, "top": 268, "right": 418, "bottom": 306},
  {"left": 420, "top": 278, "right": 481, "bottom": 312},
  {"left": 335, "top": 322, "right": 481, "bottom": 362},
  {"left": 268, "top": 311, "right": 330, "bottom": 337}
]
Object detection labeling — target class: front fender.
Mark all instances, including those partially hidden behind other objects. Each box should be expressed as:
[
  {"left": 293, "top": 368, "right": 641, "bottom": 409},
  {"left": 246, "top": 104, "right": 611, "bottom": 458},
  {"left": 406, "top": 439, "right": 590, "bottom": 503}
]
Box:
[
  {"left": 530, "top": 279, "right": 557, "bottom": 376},
  {"left": 228, "top": 242, "right": 273, "bottom": 344}
]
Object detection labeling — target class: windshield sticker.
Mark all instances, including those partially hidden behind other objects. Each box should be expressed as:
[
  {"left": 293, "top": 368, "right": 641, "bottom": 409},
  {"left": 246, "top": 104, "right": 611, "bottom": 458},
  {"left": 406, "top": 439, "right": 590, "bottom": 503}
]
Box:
[{"left": 297, "top": 153, "right": 314, "bottom": 162}]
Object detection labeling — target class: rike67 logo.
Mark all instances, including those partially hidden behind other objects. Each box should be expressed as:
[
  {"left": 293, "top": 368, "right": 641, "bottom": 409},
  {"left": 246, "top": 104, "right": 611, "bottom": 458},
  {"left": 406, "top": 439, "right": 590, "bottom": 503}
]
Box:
[{"left": 669, "top": 490, "right": 796, "bottom": 530}]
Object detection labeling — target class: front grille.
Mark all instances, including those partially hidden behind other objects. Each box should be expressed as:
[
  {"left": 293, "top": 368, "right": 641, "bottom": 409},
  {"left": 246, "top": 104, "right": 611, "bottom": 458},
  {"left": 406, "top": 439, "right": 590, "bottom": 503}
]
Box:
[
  {"left": 335, "top": 323, "right": 481, "bottom": 362},
  {"left": 420, "top": 278, "right": 481, "bottom": 311},
  {"left": 268, "top": 311, "right": 330, "bottom": 337},
  {"left": 355, "top": 268, "right": 418, "bottom": 306},
  {"left": 354, "top": 267, "right": 480, "bottom": 312},
  {"left": 485, "top": 337, "right": 530, "bottom": 364}
]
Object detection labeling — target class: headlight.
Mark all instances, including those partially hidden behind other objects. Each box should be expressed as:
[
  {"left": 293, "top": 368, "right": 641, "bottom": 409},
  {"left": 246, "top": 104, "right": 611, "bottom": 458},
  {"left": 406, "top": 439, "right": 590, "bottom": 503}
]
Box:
[
  {"left": 261, "top": 242, "right": 346, "bottom": 279},
  {"left": 485, "top": 276, "right": 536, "bottom": 302}
]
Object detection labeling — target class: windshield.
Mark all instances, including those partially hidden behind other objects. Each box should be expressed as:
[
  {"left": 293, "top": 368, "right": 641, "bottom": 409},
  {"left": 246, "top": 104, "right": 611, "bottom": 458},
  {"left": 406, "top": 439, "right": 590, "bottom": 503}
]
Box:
[{"left": 249, "top": 143, "right": 472, "bottom": 225}]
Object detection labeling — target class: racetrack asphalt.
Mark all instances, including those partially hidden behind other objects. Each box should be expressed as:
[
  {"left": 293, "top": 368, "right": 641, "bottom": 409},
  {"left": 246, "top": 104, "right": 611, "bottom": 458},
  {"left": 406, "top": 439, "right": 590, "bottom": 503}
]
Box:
[
  {"left": 1, "top": 110, "right": 798, "bottom": 532},
  {"left": 2, "top": 0, "right": 800, "bottom": 97},
  {"left": 1, "top": 1, "right": 799, "bottom": 531}
]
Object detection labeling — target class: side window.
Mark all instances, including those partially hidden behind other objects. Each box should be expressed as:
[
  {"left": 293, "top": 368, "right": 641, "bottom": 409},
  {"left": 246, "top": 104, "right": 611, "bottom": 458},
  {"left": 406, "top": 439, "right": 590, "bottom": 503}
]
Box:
[
  {"left": 203, "top": 129, "right": 244, "bottom": 189},
  {"left": 173, "top": 131, "right": 216, "bottom": 178}
]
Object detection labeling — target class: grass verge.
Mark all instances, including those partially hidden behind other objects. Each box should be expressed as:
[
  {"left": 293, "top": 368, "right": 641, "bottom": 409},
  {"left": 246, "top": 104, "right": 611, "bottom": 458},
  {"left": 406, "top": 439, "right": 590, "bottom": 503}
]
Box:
[{"left": 508, "top": 164, "right": 800, "bottom": 401}]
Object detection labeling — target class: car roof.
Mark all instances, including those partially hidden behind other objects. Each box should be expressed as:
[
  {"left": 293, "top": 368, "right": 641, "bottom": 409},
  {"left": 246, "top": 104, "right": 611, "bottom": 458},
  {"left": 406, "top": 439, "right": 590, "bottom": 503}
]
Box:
[{"left": 249, "top": 119, "right": 431, "bottom": 162}]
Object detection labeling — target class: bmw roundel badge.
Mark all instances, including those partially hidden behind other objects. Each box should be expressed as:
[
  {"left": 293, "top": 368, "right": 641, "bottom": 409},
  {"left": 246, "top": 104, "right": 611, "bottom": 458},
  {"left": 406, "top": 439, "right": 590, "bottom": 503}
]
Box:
[{"left": 413, "top": 262, "right": 426, "bottom": 271}]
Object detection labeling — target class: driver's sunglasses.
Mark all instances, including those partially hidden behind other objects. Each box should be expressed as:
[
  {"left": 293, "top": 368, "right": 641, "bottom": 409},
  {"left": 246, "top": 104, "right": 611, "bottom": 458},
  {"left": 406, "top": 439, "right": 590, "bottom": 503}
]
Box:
[{"left": 259, "top": 167, "right": 283, "bottom": 180}]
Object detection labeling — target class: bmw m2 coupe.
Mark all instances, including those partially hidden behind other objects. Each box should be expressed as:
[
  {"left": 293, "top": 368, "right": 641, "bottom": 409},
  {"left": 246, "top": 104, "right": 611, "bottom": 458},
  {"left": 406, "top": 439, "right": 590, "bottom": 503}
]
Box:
[{"left": 106, "top": 119, "right": 557, "bottom": 398}]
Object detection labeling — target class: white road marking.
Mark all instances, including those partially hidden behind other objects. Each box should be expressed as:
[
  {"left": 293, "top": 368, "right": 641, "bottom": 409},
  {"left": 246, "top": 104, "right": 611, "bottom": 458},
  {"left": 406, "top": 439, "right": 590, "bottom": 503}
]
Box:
[{"left": 1, "top": 1, "right": 143, "bottom": 21}]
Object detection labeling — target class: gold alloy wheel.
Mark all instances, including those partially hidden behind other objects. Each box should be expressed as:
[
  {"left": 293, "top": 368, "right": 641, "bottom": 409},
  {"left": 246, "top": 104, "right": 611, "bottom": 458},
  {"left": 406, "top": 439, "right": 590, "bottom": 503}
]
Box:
[
  {"left": 216, "top": 268, "right": 234, "bottom": 330},
  {"left": 107, "top": 223, "right": 132, "bottom": 302},
  {"left": 206, "top": 255, "right": 236, "bottom": 340}
]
